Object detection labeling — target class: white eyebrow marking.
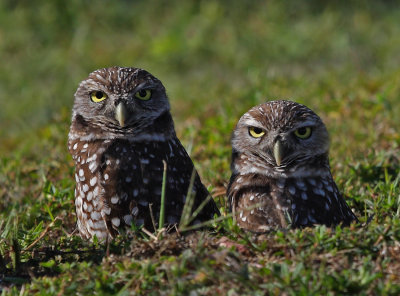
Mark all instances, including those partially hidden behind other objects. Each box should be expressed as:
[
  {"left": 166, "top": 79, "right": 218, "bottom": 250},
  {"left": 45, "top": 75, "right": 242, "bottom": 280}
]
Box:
[{"left": 242, "top": 118, "right": 264, "bottom": 128}]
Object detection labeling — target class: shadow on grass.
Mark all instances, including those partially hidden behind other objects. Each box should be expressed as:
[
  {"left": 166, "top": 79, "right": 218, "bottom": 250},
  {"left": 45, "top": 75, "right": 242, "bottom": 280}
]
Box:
[{"left": 0, "top": 243, "right": 104, "bottom": 289}]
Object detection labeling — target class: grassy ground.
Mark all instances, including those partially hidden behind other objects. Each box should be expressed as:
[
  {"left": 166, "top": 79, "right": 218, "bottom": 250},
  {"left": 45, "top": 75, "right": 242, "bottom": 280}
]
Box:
[{"left": 1, "top": 0, "right": 400, "bottom": 294}]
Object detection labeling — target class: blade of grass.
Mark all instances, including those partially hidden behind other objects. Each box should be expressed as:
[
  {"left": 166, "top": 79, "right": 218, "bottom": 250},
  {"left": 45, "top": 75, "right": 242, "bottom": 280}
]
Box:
[
  {"left": 179, "top": 168, "right": 197, "bottom": 230},
  {"left": 179, "top": 213, "right": 233, "bottom": 232},
  {"left": 183, "top": 194, "right": 213, "bottom": 227},
  {"left": 1, "top": 209, "right": 16, "bottom": 239},
  {"left": 44, "top": 203, "right": 55, "bottom": 222},
  {"left": 11, "top": 238, "right": 20, "bottom": 273},
  {"left": 149, "top": 203, "right": 157, "bottom": 232},
  {"left": 180, "top": 200, "right": 269, "bottom": 232},
  {"left": 23, "top": 216, "right": 61, "bottom": 252},
  {"left": 158, "top": 160, "right": 167, "bottom": 231}
]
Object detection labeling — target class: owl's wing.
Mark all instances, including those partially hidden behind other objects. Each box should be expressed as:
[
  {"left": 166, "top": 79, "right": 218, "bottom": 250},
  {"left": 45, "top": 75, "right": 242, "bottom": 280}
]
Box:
[
  {"left": 158, "top": 138, "right": 220, "bottom": 226},
  {"left": 288, "top": 176, "right": 358, "bottom": 227},
  {"left": 97, "top": 138, "right": 220, "bottom": 237}
]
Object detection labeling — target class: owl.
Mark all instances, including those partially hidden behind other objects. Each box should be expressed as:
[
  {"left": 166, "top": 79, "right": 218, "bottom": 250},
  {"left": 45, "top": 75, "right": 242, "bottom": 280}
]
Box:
[
  {"left": 68, "top": 67, "right": 220, "bottom": 241},
  {"left": 227, "top": 100, "right": 357, "bottom": 232}
]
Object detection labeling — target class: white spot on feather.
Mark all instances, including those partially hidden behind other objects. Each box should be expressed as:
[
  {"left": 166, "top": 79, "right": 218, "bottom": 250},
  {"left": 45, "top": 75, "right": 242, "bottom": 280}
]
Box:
[
  {"left": 141, "top": 159, "right": 149, "bottom": 164},
  {"left": 91, "top": 211, "right": 101, "bottom": 220},
  {"left": 308, "top": 178, "right": 316, "bottom": 186},
  {"left": 124, "top": 215, "right": 133, "bottom": 225},
  {"left": 111, "top": 196, "right": 119, "bottom": 204},
  {"left": 277, "top": 179, "right": 285, "bottom": 189},
  {"left": 89, "top": 162, "right": 97, "bottom": 173},
  {"left": 75, "top": 196, "right": 82, "bottom": 207},
  {"left": 132, "top": 207, "right": 139, "bottom": 216},
  {"left": 102, "top": 207, "right": 111, "bottom": 215},
  {"left": 139, "top": 200, "right": 148, "bottom": 206},
  {"left": 296, "top": 179, "right": 306, "bottom": 189},
  {"left": 90, "top": 177, "right": 97, "bottom": 186},
  {"left": 112, "top": 217, "right": 120, "bottom": 227}
]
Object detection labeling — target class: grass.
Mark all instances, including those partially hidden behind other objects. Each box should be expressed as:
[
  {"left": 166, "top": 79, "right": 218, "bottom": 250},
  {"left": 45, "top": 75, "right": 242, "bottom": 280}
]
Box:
[{"left": 1, "top": 0, "right": 400, "bottom": 294}]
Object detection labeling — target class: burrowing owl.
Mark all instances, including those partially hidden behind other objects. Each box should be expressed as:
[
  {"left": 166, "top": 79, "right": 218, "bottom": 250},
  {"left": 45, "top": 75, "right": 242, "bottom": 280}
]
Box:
[
  {"left": 68, "top": 67, "right": 219, "bottom": 241},
  {"left": 227, "top": 100, "right": 357, "bottom": 232}
]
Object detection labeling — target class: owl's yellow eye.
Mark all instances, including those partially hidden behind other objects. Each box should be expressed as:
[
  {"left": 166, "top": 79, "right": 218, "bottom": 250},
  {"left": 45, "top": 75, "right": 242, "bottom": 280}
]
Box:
[
  {"left": 294, "top": 127, "right": 312, "bottom": 139},
  {"left": 135, "top": 89, "right": 152, "bottom": 100},
  {"left": 248, "top": 127, "right": 265, "bottom": 138},
  {"left": 90, "top": 91, "right": 107, "bottom": 103}
]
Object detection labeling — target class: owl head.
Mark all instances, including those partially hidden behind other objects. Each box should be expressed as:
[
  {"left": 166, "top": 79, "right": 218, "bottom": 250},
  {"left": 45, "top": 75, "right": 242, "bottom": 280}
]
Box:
[
  {"left": 231, "top": 100, "right": 330, "bottom": 177},
  {"left": 71, "top": 67, "right": 173, "bottom": 139}
]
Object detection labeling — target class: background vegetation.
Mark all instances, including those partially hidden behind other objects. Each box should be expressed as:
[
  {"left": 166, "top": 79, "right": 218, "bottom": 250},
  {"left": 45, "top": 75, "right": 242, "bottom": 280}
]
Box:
[{"left": 1, "top": 0, "right": 400, "bottom": 294}]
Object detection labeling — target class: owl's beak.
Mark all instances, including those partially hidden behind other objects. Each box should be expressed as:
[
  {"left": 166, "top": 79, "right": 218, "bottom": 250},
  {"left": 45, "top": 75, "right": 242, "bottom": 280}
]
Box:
[
  {"left": 273, "top": 140, "right": 283, "bottom": 166},
  {"left": 115, "top": 102, "right": 128, "bottom": 127}
]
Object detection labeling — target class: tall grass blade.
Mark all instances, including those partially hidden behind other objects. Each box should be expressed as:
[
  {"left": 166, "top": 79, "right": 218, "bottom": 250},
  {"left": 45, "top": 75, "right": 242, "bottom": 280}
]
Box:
[
  {"left": 183, "top": 194, "right": 213, "bottom": 228},
  {"left": 179, "top": 168, "right": 197, "bottom": 230},
  {"left": 158, "top": 160, "right": 167, "bottom": 231}
]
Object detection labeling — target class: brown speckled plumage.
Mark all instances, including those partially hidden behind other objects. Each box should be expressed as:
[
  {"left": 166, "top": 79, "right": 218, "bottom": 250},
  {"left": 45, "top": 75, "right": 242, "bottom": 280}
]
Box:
[
  {"left": 68, "top": 67, "right": 219, "bottom": 241},
  {"left": 227, "top": 100, "right": 357, "bottom": 232}
]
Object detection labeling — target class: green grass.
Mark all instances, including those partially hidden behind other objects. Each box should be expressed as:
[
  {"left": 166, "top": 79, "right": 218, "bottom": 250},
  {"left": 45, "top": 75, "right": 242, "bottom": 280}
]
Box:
[{"left": 1, "top": 0, "right": 400, "bottom": 294}]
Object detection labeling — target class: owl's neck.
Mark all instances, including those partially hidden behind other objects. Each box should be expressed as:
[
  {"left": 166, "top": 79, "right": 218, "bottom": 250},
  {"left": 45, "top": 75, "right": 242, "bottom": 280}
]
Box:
[
  {"left": 232, "top": 151, "right": 331, "bottom": 179},
  {"left": 69, "top": 111, "right": 176, "bottom": 142}
]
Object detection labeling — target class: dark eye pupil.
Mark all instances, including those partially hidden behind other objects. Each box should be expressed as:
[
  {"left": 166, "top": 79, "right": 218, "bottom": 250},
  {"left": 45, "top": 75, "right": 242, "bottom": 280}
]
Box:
[
  {"left": 297, "top": 127, "right": 307, "bottom": 135},
  {"left": 253, "top": 127, "right": 263, "bottom": 134},
  {"left": 139, "top": 89, "right": 147, "bottom": 97},
  {"left": 95, "top": 91, "right": 103, "bottom": 99}
]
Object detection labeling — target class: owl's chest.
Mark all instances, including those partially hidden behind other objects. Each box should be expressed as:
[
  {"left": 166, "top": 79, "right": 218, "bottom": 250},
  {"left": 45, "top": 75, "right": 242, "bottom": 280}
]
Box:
[
  {"left": 70, "top": 137, "right": 193, "bottom": 197},
  {"left": 105, "top": 141, "right": 166, "bottom": 192},
  {"left": 234, "top": 175, "right": 327, "bottom": 207},
  {"left": 104, "top": 138, "right": 188, "bottom": 171}
]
